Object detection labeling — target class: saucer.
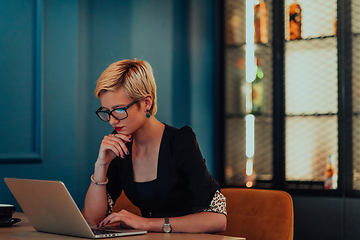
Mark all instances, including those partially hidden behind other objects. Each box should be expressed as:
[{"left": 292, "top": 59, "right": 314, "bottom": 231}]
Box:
[{"left": 0, "top": 218, "right": 21, "bottom": 227}]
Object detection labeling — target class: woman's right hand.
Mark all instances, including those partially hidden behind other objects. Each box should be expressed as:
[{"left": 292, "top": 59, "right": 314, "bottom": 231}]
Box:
[
  {"left": 85, "top": 133, "right": 132, "bottom": 225},
  {"left": 96, "top": 133, "right": 132, "bottom": 166}
]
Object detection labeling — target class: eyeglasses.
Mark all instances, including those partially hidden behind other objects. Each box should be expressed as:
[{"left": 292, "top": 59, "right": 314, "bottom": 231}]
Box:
[{"left": 95, "top": 100, "right": 138, "bottom": 122}]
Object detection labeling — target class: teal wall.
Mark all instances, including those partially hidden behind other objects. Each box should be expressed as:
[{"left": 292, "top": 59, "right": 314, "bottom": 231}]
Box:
[{"left": 0, "top": 0, "right": 218, "bottom": 210}]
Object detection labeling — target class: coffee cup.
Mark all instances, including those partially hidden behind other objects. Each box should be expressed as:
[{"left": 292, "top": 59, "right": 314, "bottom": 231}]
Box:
[{"left": 0, "top": 204, "right": 16, "bottom": 221}]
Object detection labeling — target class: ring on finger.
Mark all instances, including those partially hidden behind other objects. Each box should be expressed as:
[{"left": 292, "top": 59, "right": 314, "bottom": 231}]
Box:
[{"left": 114, "top": 134, "right": 116, "bottom": 137}]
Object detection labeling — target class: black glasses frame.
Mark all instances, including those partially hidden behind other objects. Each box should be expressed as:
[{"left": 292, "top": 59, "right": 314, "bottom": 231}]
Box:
[{"left": 95, "top": 100, "right": 139, "bottom": 122}]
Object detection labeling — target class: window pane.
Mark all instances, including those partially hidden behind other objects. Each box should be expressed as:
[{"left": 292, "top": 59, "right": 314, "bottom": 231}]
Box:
[
  {"left": 285, "top": 38, "right": 337, "bottom": 115},
  {"left": 285, "top": 0, "right": 337, "bottom": 40},
  {"left": 284, "top": 0, "right": 338, "bottom": 188},
  {"left": 286, "top": 116, "right": 338, "bottom": 182}
]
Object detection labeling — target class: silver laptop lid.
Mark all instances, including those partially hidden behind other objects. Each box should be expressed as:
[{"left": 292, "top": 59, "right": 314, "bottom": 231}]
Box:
[{"left": 4, "top": 178, "right": 146, "bottom": 238}]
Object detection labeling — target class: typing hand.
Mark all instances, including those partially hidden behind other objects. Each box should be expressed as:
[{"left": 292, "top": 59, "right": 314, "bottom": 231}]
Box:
[{"left": 97, "top": 209, "right": 148, "bottom": 230}]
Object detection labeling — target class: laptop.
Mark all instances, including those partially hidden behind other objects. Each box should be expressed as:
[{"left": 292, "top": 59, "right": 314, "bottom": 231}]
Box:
[{"left": 4, "top": 178, "right": 147, "bottom": 238}]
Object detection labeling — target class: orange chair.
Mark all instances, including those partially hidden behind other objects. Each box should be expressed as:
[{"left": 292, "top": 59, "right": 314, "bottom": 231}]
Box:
[
  {"left": 113, "top": 190, "right": 141, "bottom": 216},
  {"left": 218, "top": 188, "right": 294, "bottom": 240}
]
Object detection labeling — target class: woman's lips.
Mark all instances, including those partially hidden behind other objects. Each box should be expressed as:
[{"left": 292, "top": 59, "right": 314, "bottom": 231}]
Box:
[{"left": 114, "top": 127, "right": 123, "bottom": 131}]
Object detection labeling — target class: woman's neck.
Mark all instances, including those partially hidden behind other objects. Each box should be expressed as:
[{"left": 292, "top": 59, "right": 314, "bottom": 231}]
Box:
[{"left": 132, "top": 117, "right": 165, "bottom": 149}]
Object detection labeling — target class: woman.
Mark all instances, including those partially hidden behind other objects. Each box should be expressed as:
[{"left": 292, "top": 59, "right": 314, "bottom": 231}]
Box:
[{"left": 83, "top": 59, "right": 227, "bottom": 233}]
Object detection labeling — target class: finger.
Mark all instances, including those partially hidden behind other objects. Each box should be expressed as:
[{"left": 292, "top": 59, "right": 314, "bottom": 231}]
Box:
[
  {"left": 98, "top": 215, "right": 122, "bottom": 228},
  {"left": 110, "top": 133, "right": 132, "bottom": 142},
  {"left": 98, "top": 210, "right": 128, "bottom": 227},
  {"left": 106, "top": 139, "right": 125, "bottom": 157},
  {"left": 97, "top": 215, "right": 112, "bottom": 228},
  {"left": 100, "top": 139, "right": 122, "bottom": 158},
  {"left": 104, "top": 136, "right": 130, "bottom": 157}
]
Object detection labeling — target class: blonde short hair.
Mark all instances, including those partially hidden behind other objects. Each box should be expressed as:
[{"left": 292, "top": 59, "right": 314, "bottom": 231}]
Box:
[{"left": 94, "top": 59, "right": 157, "bottom": 116}]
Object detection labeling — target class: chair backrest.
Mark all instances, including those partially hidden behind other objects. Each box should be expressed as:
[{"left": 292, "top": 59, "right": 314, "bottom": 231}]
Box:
[
  {"left": 218, "top": 188, "right": 294, "bottom": 240},
  {"left": 113, "top": 190, "right": 141, "bottom": 216}
]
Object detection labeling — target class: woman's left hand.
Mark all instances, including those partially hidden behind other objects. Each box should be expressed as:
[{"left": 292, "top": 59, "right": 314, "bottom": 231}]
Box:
[{"left": 97, "top": 209, "right": 149, "bottom": 230}]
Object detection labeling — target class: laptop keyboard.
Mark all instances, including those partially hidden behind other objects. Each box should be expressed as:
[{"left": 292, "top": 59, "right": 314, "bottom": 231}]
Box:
[{"left": 92, "top": 228, "right": 123, "bottom": 235}]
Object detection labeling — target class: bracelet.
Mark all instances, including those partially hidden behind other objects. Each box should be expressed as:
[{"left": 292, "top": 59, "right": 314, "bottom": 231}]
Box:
[{"left": 91, "top": 174, "right": 109, "bottom": 185}]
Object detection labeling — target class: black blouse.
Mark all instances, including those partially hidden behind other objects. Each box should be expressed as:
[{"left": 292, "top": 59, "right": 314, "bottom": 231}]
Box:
[
  {"left": 135, "top": 178, "right": 157, "bottom": 210},
  {"left": 106, "top": 124, "right": 220, "bottom": 218}
]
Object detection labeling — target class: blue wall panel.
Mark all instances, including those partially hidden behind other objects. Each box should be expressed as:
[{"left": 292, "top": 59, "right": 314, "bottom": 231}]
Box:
[
  {"left": 189, "top": 0, "right": 216, "bottom": 174},
  {"left": 41, "top": 0, "right": 79, "bottom": 187},
  {"left": 171, "top": 0, "right": 191, "bottom": 128},
  {"left": 0, "top": 0, "right": 82, "bottom": 209},
  {"left": 0, "top": 0, "right": 40, "bottom": 161}
]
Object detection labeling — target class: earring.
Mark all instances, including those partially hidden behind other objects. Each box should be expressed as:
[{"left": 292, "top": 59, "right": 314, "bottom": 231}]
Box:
[{"left": 146, "top": 109, "right": 150, "bottom": 119}]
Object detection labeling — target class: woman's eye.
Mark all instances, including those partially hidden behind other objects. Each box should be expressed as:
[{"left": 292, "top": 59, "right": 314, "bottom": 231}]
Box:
[{"left": 114, "top": 108, "right": 125, "bottom": 114}]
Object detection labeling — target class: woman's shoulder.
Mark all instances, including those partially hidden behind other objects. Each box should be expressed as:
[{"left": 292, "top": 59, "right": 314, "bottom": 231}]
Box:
[
  {"left": 164, "top": 124, "right": 196, "bottom": 140},
  {"left": 163, "top": 124, "right": 198, "bottom": 152}
]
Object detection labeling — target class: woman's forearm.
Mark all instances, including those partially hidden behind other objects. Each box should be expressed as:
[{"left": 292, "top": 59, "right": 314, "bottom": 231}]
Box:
[{"left": 83, "top": 162, "right": 110, "bottom": 225}]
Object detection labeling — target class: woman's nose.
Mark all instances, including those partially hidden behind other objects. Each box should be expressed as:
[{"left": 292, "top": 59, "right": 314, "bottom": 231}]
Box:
[{"left": 109, "top": 115, "right": 119, "bottom": 125}]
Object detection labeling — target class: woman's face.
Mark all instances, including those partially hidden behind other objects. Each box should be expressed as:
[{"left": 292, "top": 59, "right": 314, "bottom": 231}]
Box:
[{"left": 99, "top": 87, "right": 145, "bottom": 135}]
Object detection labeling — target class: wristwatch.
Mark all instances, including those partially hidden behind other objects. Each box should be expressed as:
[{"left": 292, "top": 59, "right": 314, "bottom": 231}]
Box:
[{"left": 162, "top": 217, "right": 172, "bottom": 233}]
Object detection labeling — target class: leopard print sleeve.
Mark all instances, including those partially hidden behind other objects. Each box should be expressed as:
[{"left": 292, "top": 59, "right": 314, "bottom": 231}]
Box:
[
  {"left": 199, "top": 190, "right": 227, "bottom": 216},
  {"left": 106, "top": 192, "right": 115, "bottom": 216}
]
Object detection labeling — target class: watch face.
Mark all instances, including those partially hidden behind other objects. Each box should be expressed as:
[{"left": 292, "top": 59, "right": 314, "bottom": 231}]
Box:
[{"left": 163, "top": 224, "right": 172, "bottom": 233}]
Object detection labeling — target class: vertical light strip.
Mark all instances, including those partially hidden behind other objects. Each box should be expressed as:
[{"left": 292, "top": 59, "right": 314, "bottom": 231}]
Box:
[
  {"left": 245, "top": 82, "right": 253, "bottom": 113},
  {"left": 246, "top": 114, "right": 255, "bottom": 157},
  {"left": 245, "top": 0, "right": 256, "bottom": 163},
  {"left": 245, "top": 0, "right": 255, "bottom": 83},
  {"left": 246, "top": 159, "right": 254, "bottom": 176}
]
